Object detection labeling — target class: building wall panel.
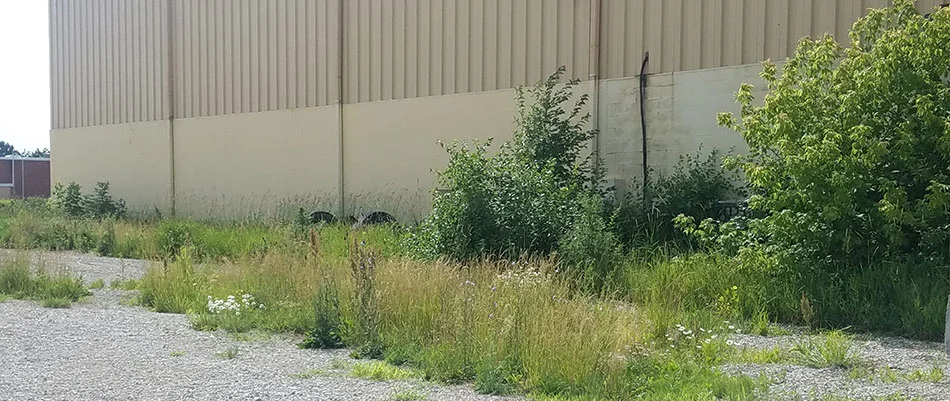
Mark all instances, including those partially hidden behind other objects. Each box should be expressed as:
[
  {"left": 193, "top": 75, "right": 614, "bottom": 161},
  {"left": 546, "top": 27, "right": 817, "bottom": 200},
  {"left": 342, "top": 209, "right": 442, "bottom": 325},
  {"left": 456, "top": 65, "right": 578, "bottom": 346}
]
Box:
[
  {"left": 50, "top": 121, "right": 173, "bottom": 212},
  {"left": 50, "top": 0, "right": 949, "bottom": 128},
  {"left": 170, "top": 0, "right": 340, "bottom": 119},
  {"left": 172, "top": 106, "right": 341, "bottom": 220},
  {"left": 598, "top": 0, "right": 945, "bottom": 78},
  {"left": 49, "top": 0, "right": 167, "bottom": 129}
]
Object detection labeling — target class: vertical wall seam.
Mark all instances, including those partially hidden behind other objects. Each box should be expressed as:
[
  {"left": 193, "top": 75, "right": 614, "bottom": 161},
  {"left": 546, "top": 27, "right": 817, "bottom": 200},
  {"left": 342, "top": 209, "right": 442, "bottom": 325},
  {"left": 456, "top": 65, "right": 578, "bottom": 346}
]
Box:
[
  {"left": 167, "top": 0, "right": 177, "bottom": 216},
  {"left": 338, "top": 0, "right": 346, "bottom": 217}
]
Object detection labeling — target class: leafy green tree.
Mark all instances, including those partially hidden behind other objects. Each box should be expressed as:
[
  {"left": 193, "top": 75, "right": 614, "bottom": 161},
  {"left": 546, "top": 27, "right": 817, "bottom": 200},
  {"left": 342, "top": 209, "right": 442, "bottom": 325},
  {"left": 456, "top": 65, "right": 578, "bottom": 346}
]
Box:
[
  {"left": 717, "top": 0, "right": 950, "bottom": 266},
  {"left": 21, "top": 148, "right": 50, "bottom": 158},
  {"left": 0, "top": 141, "right": 16, "bottom": 157}
]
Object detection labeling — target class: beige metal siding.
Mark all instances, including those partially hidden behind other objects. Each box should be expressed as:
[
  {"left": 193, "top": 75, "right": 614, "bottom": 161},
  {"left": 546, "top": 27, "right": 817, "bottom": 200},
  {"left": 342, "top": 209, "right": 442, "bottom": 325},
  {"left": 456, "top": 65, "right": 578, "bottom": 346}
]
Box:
[
  {"left": 50, "top": 0, "right": 950, "bottom": 129},
  {"left": 598, "top": 0, "right": 947, "bottom": 78},
  {"left": 49, "top": 0, "right": 167, "bottom": 129},
  {"left": 341, "top": 0, "right": 591, "bottom": 103},
  {"left": 173, "top": 0, "right": 341, "bottom": 119}
]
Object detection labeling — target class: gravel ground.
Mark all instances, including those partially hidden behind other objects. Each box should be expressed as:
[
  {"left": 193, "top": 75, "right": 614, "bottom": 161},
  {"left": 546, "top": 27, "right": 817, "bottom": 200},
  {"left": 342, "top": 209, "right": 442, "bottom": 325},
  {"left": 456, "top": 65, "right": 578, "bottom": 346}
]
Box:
[
  {"left": 0, "top": 250, "right": 520, "bottom": 401},
  {"left": 724, "top": 333, "right": 950, "bottom": 400},
  {"left": 2, "top": 249, "right": 949, "bottom": 401}
]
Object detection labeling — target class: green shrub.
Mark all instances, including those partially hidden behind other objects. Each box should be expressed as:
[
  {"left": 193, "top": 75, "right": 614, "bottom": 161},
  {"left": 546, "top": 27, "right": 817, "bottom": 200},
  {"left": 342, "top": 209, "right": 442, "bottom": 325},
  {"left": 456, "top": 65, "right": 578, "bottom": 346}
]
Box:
[
  {"left": 558, "top": 194, "right": 624, "bottom": 292},
  {"left": 49, "top": 181, "right": 126, "bottom": 220},
  {"left": 155, "top": 220, "right": 200, "bottom": 260},
  {"left": 97, "top": 221, "right": 116, "bottom": 256},
  {"left": 610, "top": 150, "right": 741, "bottom": 249},
  {"left": 717, "top": 1, "right": 950, "bottom": 267},
  {"left": 412, "top": 66, "right": 600, "bottom": 260},
  {"left": 299, "top": 273, "right": 346, "bottom": 349},
  {"left": 48, "top": 182, "right": 84, "bottom": 217},
  {"left": 83, "top": 181, "right": 127, "bottom": 220}
]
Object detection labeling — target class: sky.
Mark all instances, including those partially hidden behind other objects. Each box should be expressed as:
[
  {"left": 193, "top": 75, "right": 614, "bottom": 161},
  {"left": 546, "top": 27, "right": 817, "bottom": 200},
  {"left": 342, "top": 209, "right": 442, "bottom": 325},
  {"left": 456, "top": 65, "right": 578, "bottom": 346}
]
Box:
[{"left": 0, "top": 1, "right": 50, "bottom": 152}]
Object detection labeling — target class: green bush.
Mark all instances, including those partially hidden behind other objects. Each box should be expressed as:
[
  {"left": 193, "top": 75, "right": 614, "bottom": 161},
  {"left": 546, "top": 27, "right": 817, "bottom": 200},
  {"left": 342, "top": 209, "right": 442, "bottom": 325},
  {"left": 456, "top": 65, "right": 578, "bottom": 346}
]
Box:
[
  {"left": 412, "top": 66, "right": 600, "bottom": 260},
  {"left": 299, "top": 274, "right": 346, "bottom": 349},
  {"left": 717, "top": 1, "right": 950, "bottom": 266},
  {"left": 48, "top": 182, "right": 84, "bottom": 217},
  {"left": 610, "top": 149, "right": 741, "bottom": 249},
  {"left": 97, "top": 221, "right": 116, "bottom": 256},
  {"left": 49, "top": 181, "right": 126, "bottom": 220},
  {"left": 83, "top": 182, "right": 127, "bottom": 220},
  {"left": 558, "top": 194, "right": 624, "bottom": 291}
]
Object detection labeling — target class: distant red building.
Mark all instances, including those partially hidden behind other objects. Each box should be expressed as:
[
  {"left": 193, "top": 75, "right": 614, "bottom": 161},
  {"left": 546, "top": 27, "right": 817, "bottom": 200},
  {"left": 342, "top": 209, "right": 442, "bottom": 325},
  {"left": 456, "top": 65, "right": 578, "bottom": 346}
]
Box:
[{"left": 0, "top": 156, "right": 51, "bottom": 199}]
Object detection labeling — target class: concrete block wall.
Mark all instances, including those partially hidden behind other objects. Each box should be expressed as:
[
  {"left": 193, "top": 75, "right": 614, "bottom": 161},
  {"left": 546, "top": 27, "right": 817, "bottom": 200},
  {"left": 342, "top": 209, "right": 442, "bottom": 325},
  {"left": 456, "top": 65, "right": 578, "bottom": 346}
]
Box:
[{"left": 598, "top": 63, "right": 772, "bottom": 200}]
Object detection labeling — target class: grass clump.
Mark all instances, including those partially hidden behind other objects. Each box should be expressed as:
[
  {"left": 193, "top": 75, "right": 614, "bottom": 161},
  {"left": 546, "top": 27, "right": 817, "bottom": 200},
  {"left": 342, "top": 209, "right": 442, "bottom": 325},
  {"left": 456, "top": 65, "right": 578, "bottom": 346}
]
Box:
[
  {"left": 109, "top": 278, "right": 139, "bottom": 290},
  {"left": 0, "top": 257, "right": 90, "bottom": 305},
  {"left": 789, "top": 330, "right": 863, "bottom": 369},
  {"left": 216, "top": 346, "right": 240, "bottom": 360},
  {"left": 88, "top": 278, "right": 105, "bottom": 289},
  {"left": 388, "top": 388, "right": 427, "bottom": 401},
  {"left": 40, "top": 296, "right": 73, "bottom": 308},
  {"left": 169, "top": 350, "right": 187, "bottom": 357},
  {"left": 350, "top": 361, "right": 423, "bottom": 382},
  {"left": 290, "top": 368, "right": 326, "bottom": 379}
]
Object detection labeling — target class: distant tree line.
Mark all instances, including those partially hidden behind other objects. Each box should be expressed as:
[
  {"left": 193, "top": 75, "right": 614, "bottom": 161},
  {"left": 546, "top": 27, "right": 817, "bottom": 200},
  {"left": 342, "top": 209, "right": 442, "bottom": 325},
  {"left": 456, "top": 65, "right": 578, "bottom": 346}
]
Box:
[{"left": 0, "top": 141, "right": 50, "bottom": 158}]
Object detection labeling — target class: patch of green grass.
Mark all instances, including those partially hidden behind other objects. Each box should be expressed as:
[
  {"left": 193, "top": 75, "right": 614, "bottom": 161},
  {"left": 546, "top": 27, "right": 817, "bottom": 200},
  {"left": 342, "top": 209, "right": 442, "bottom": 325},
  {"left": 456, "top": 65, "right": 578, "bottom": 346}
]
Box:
[
  {"left": 848, "top": 364, "right": 945, "bottom": 384},
  {"left": 109, "top": 278, "right": 139, "bottom": 290},
  {"left": 227, "top": 330, "right": 274, "bottom": 342},
  {"left": 169, "top": 350, "right": 188, "bottom": 357},
  {"left": 906, "top": 366, "right": 945, "bottom": 383},
  {"left": 290, "top": 368, "right": 326, "bottom": 379},
  {"left": 0, "top": 258, "right": 90, "bottom": 304},
  {"left": 329, "top": 357, "right": 351, "bottom": 371},
  {"left": 0, "top": 294, "right": 9, "bottom": 302},
  {"left": 350, "top": 361, "right": 423, "bottom": 382},
  {"left": 216, "top": 346, "right": 240, "bottom": 360},
  {"left": 388, "top": 388, "right": 427, "bottom": 401},
  {"left": 474, "top": 364, "right": 518, "bottom": 395},
  {"left": 40, "top": 296, "right": 72, "bottom": 308},
  {"left": 88, "top": 278, "right": 105, "bottom": 289},
  {"left": 789, "top": 330, "right": 864, "bottom": 369},
  {"left": 731, "top": 346, "right": 793, "bottom": 365}
]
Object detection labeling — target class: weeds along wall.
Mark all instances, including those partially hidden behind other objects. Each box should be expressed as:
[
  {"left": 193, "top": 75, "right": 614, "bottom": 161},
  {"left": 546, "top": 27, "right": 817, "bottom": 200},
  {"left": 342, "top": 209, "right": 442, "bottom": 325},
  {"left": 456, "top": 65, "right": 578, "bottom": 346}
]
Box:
[{"left": 50, "top": 65, "right": 771, "bottom": 222}]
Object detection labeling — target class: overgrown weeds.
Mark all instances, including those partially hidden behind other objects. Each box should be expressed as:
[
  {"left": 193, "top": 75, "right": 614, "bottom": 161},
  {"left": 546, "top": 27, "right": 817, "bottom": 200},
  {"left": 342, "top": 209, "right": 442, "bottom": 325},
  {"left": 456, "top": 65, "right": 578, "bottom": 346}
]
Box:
[
  {"left": 789, "top": 330, "right": 864, "bottom": 369},
  {"left": 0, "top": 256, "right": 89, "bottom": 307}
]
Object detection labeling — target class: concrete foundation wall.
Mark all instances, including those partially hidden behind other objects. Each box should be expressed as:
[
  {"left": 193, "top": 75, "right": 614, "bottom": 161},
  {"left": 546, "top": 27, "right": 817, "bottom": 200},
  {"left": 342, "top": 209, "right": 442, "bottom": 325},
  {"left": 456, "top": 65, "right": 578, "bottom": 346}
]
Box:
[
  {"left": 341, "top": 87, "right": 530, "bottom": 220},
  {"left": 598, "top": 63, "right": 771, "bottom": 197},
  {"left": 172, "top": 106, "right": 341, "bottom": 221},
  {"left": 50, "top": 120, "right": 173, "bottom": 213},
  {"left": 50, "top": 63, "right": 769, "bottom": 222}
]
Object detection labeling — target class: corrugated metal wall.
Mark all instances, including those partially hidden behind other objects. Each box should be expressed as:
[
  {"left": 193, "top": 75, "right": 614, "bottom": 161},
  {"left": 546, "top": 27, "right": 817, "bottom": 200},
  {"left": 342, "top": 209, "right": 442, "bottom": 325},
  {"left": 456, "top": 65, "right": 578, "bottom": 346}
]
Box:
[
  {"left": 598, "top": 0, "right": 947, "bottom": 77},
  {"left": 50, "top": 0, "right": 949, "bottom": 129},
  {"left": 173, "top": 0, "right": 341, "bottom": 118},
  {"left": 49, "top": 0, "right": 169, "bottom": 129},
  {"left": 343, "top": 0, "right": 592, "bottom": 103}
]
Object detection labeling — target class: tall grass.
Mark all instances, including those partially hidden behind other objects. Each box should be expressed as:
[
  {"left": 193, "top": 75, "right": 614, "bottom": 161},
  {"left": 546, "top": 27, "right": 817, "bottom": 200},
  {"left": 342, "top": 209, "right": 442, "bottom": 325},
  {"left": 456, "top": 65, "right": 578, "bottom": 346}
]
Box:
[
  {"left": 133, "top": 228, "right": 767, "bottom": 400},
  {"left": 0, "top": 254, "right": 90, "bottom": 306}
]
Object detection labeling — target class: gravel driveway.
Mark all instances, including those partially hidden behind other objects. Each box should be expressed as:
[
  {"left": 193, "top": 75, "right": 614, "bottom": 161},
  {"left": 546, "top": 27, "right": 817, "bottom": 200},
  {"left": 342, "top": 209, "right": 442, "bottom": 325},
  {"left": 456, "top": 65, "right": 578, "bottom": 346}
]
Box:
[
  {"left": 1, "top": 250, "right": 948, "bottom": 401},
  {"left": 0, "top": 250, "right": 518, "bottom": 401}
]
